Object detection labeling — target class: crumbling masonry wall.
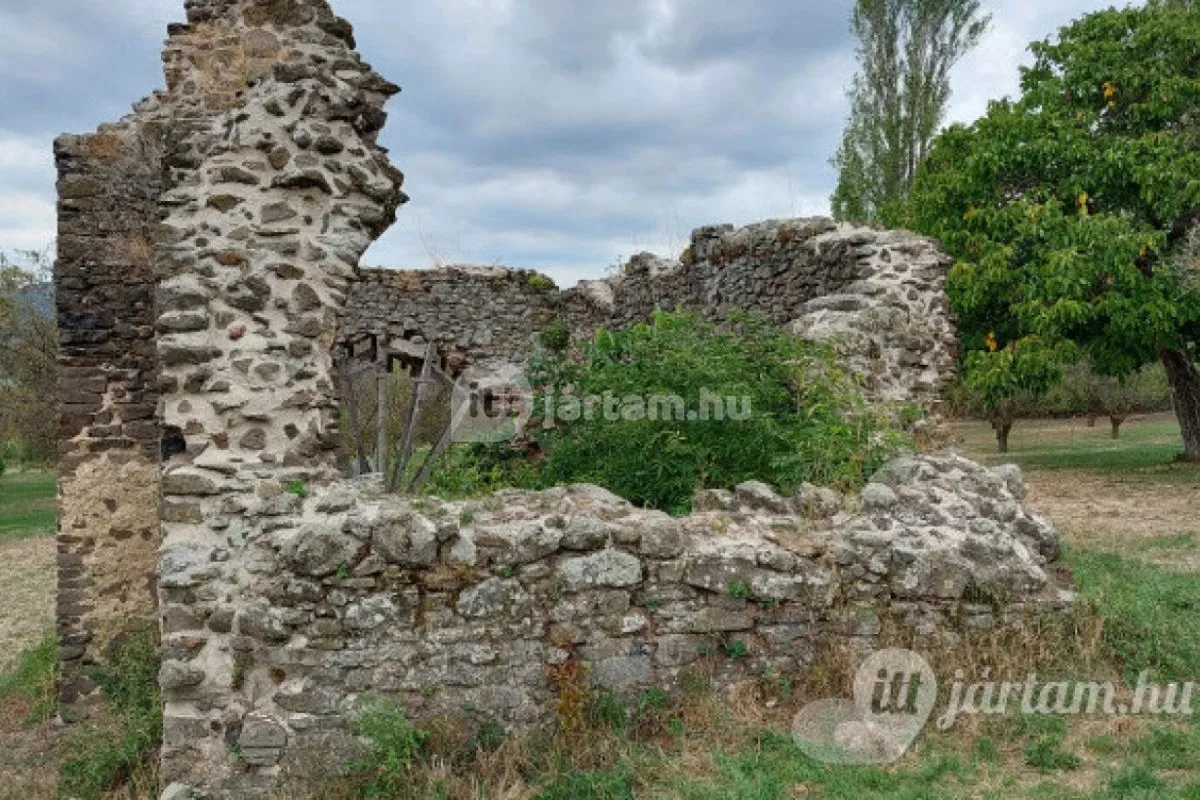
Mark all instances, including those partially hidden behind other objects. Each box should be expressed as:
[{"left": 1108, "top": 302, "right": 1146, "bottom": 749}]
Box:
[
  {"left": 340, "top": 219, "right": 959, "bottom": 406},
  {"left": 158, "top": 455, "right": 1069, "bottom": 796},
  {"left": 52, "top": 2, "right": 1065, "bottom": 797},
  {"left": 53, "top": 0, "right": 404, "bottom": 745},
  {"left": 55, "top": 0, "right": 403, "bottom": 704},
  {"left": 54, "top": 120, "right": 165, "bottom": 703}
]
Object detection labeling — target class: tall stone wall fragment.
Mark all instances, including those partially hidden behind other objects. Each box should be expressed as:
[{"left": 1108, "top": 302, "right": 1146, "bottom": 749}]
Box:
[{"left": 52, "top": 0, "right": 407, "bottom": 765}]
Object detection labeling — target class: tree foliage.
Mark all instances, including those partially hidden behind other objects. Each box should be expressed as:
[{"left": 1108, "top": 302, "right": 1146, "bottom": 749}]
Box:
[
  {"left": 895, "top": 1, "right": 1200, "bottom": 459},
  {"left": 832, "top": 0, "right": 991, "bottom": 223},
  {"left": 0, "top": 248, "right": 57, "bottom": 464},
  {"left": 963, "top": 335, "right": 1063, "bottom": 452}
]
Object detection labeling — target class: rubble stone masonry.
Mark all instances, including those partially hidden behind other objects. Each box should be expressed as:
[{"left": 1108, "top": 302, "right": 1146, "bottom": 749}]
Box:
[{"left": 51, "top": 1, "right": 1064, "bottom": 797}]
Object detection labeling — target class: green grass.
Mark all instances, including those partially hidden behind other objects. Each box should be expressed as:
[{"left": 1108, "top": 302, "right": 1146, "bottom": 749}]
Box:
[
  {"left": 1068, "top": 548, "right": 1200, "bottom": 683},
  {"left": 955, "top": 415, "right": 1200, "bottom": 480},
  {"left": 0, "top": 633, "right": 57, "bottom": 724},
  {"left": 0, "top": 469, "right": 57, "bottom": 540},
  {"left": 1145, "top": 533, "right": 1199, "bottom": 550},
  {"left": 59, "top": 628, "right": 162, "bottom": 800}
]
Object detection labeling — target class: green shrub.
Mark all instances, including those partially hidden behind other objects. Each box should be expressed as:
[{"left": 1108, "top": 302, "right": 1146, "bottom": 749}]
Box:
[
  {"left": 538, "top": 319, "right": 571, "bottom": 353},
  {"left": 348, "top": 699, "right": 430, "bottom": 798},
  {"left": 512, "top": 311, "right": 902, "bottom": 513},
  {"left": 423, "top": 442, "right": 541, "bottom": 499}
]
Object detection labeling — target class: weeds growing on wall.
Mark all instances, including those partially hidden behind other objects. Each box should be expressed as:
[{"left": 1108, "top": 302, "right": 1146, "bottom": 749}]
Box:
[{"left": 429, "top": 311, "right": 905, "bottom": 513}]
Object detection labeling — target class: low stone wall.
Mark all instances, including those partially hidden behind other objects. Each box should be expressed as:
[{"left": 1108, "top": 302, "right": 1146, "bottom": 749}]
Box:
[
  {"left": 158, "top": 452, "right": 1068, "bottom": 795},
  {"left": 342, "top": 218, "right": 959, "bottom": 405}
]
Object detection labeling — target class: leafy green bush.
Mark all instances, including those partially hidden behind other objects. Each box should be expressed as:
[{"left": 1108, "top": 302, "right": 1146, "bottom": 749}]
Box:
[
  {"left": 348, "top": 699, "right": 430, "bottom": 798},
  {"left": 431, "top": 311, "right": 903, "bottom": 514},
  {"left": 423, "top": 442, "right": 541, "bottom": 500},
  {"left": 529, "top": 312, "right": 901, "bottom": 512}
]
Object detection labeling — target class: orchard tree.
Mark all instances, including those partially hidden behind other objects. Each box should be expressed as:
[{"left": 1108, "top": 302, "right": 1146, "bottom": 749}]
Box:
[
  {"left": 832, "top": 0, "right": 991, "bottom": 223},
  {"left": 965, "top": 335, "right": 1063, "bottom": 453},
  {"left": 897, "top": 1, "right": 1200, "bottom": 460}
]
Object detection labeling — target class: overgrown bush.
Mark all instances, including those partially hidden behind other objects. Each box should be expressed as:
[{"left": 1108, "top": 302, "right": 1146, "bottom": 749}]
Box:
[{"left": 430, "top": 311, "right": 904, "bottom": 514}]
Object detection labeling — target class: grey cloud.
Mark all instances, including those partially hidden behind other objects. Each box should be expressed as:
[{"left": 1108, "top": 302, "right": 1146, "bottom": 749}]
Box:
[
  {"left": 0, "top": 0, "right": 1129, "bottom": 282},
  {"left": 640, "top": 0, "right": 856, "bottom": 69}
]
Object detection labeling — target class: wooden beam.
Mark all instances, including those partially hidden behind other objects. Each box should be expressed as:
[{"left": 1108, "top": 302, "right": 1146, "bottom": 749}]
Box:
[{"left": 388, "top": 342, "right": 437, "bottom": 493}]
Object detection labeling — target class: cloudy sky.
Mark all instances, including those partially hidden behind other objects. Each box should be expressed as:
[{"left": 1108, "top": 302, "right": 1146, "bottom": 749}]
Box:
[{"left": 0, "top": 0, "right": 1129, "bottom": 286}]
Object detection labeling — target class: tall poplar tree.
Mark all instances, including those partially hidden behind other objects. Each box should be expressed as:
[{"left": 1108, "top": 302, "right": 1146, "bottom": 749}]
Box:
[{"left": 831, "top": 0, "right": 991, "bottom": 223}]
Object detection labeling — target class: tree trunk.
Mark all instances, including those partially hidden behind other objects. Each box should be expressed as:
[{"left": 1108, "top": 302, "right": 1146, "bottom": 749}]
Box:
[
  {"left": 1086, "top": 415, "right": 1098, "bottom": 428},
  {"left": 992, "top": 418, "right": 1013, "bottom": 453},
  {"left": 1160, "top": 347, "right": 1200, "bottom": 462},
  {"left": 1110, "top": 416, "right": 1125, "bottom": 440}
]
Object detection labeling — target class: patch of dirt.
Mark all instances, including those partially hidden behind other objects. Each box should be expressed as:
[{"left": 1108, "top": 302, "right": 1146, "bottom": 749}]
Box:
[
  {"left": 1022, "top": 470, "right": 1200, "bottom": 570},
  {"left": 0, "top": 536, "right": 55, "bottom": 673}
]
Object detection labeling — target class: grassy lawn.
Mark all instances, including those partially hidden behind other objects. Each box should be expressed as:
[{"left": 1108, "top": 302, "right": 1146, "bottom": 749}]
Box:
[
  {"left": 952, "top": 413, "right": 1200, "bottom": 481},
  {"left": 0, "top": 470, "right": 57, "bottom": 541}
]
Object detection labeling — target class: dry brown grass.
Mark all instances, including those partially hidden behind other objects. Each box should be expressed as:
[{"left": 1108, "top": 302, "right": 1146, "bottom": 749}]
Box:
[
  {"left": 1023, "top": 470, "right": 1200, "bottom": 569},
  {"left": 0, "top": 537, "right": 54, "bottom": 674}
]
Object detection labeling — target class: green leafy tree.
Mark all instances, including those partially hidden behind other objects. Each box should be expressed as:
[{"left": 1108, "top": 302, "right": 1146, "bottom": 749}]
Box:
[
  {"left": 0, "top": 248, "right": 57, "bottom": 463},
  {"left": 897, "top": 2, "right": 1200, "bottom": 460},
  {"left": 832, "top": 0, "right": 991, "bottom": 223},
  {"left": 965, "top": 335, "right": 1063, "bottom": 452}
]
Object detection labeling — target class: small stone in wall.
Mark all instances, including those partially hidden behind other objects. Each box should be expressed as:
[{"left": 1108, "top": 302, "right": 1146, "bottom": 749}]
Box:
[
  {"left": 794, "top": 483, "right": 844, "bottom": 519},
  {"left": 735, "top": 481, "right": 790, "bottom": 513},
  {"left": 456, "top": 577, "right": 523, "bottom": 618},
  {"left": 372, "top": 510, "right": 439, "bottom": 568},
  {"left": 557, "top": 548, "right": 643, "bottom": 592},
  {"left": 860, "top": 482, "right": 899, "bottom": 511},
  {"left": 286, "top": 520, "right": 360, "bottom": 577}
]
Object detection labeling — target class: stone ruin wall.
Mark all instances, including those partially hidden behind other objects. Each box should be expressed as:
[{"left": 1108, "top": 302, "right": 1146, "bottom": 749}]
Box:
[
  {"left": 54, "top": 90, "right": 167, "bottom": 704},
  {"left": 158, "top": 453, "right": 1068, "bottom": 796},
  {"left": 340, "top": 217, "right": 959, "bottom": 407},
  {"left": 54, "top": 0, "right": 404, "bottom": 703},
  {"left": 50, "top": 1, "right": 1064, "bottom": 797}
]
